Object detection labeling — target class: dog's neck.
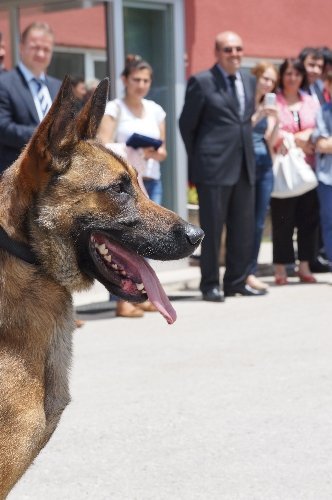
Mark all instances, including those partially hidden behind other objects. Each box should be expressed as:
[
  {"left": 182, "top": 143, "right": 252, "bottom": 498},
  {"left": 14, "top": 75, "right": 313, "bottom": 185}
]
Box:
[{"left": 0, "top": 226, "right": 37, "bottom": 265}]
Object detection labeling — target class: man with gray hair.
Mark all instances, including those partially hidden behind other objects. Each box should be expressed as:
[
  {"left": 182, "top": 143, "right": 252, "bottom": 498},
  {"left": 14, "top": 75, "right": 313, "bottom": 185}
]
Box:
[
  {"left": 0, "top": 22, "right": 61, "bottom": 173},
  {"left": 180, "top": 31, "right": 264, "bottom": 301}
]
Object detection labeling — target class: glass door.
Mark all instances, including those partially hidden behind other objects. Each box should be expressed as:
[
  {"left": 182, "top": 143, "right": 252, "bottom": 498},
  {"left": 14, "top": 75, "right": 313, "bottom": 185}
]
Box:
[{"left": 123, "top": 2, "right": 175, "bottom": 209}]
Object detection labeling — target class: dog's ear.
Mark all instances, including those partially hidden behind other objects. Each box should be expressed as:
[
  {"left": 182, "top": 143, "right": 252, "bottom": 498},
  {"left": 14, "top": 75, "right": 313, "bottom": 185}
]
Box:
[
  {"left": 25, "top": 75, "right": 80, "bottom": 163},
  {"left": 18, "top": 77, "right": 109, "bottom": 192},
  {"left": 75, "top": 78, "right": 110, "bottom": 140},
  {"left": 17, "top": 76, "right": 81, "bottom": 193}
]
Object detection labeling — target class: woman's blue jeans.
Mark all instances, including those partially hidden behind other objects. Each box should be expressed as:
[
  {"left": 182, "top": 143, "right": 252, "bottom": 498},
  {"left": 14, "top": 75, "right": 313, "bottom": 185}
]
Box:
[
  {"left": 248, "top": 162, "right": 274, "bottom": 275},
  {"left": 143, "top": 178, "right": 162, "bottom": 205},
  {"left": 317, "top": 181, "right": 332, "bottom": 262}
]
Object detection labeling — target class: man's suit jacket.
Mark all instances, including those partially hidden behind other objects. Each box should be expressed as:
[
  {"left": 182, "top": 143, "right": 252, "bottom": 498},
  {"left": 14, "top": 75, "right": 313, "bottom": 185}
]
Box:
[
  {"left": 0, "top": 66, "right": 61, "bottom": 172},
  {"left": 309, "top": 81, "right": 326, "bottom": 106},
  {"left": 179, "top": 64, "right": 256, "bottom": 186}
]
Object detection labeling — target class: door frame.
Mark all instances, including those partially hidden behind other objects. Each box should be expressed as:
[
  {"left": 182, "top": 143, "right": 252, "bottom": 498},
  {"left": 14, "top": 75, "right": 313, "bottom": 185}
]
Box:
[{"left": 106, "top": 0, "right": 187, "bottom": 216}]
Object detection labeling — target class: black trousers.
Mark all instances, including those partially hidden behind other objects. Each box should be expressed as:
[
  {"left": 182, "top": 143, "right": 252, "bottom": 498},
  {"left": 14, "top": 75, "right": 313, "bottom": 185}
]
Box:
[
  {"left": 270, "top": 188, "right": 319, "bottom": 264},
  {"left": 197, "top": 166, "right": 254, "bottom": 293}
]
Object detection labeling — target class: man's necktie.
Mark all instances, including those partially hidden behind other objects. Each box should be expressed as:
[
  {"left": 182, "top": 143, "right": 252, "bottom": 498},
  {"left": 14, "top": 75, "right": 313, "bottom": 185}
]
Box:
[
  {"left": 227, "top": 74, "right": 240, "bottom": 111},
  {"left": 33, "top": 78, "right": 48, "bottom": 117}
]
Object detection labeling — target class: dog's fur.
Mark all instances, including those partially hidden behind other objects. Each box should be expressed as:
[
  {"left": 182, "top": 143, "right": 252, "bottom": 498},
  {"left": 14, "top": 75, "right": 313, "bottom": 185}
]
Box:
[{"left": 0, "top": 77, "right": 203, "bottom": 497}]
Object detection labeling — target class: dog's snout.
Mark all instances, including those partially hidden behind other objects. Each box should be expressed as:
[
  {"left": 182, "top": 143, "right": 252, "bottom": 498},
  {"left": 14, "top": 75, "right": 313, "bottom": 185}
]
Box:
[{"left": 184, "top": 223, "right": 204, "bottom": 246}]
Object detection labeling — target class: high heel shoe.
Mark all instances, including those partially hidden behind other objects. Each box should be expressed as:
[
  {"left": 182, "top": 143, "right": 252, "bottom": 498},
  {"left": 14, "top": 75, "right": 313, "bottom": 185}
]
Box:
[
  {"left": 275, "top": 275, "right": 288, "bottom": 285},
  {"left": 298, "top": 273, "right": 317, "bottom": 284}
]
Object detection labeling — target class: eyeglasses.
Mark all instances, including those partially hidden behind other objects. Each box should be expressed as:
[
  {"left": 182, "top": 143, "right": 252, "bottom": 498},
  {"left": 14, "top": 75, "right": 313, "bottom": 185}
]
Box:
[{"left": 222, "top": 46, "right": 243, "bottom": 54}]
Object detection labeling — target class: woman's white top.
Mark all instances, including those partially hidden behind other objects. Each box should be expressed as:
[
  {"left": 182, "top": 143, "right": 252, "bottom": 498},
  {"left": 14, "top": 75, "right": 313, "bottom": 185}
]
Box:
[{"left": 105, "top": 98, "right": 166, "bottom": 180}]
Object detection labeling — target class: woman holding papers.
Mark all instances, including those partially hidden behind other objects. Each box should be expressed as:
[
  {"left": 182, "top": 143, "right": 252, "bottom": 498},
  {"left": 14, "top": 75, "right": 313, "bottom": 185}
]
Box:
[
  {"left": 98, "top": 54, "right": 167, "bottom": 318},
  {"left": 98, "top": 54, "right": 167, "bottom": 204}
]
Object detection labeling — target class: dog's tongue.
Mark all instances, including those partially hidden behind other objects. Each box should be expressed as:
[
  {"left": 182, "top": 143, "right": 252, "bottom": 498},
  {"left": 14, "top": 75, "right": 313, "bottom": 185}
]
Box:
[
  {"left": 138, "top": 258, "right": 177, "bottom": 324},
  {"left": 93, "top": 234, "right": 177, "bottom": 324}
]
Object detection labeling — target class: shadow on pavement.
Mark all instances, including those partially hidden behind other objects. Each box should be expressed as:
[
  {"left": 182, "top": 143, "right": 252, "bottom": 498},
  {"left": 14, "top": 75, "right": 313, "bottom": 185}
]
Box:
[{"left": 75, "top": 293, "right": 201, "bottom": 322}]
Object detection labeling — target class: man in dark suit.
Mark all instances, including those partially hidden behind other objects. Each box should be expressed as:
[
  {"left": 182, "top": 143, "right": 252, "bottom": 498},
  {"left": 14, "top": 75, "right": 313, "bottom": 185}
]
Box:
[
  {"left": 179, "top": 31, "right": 265, "bottom": 301},
  {"left": 0, "top": 22, "right": 61, "bottom": 173}
]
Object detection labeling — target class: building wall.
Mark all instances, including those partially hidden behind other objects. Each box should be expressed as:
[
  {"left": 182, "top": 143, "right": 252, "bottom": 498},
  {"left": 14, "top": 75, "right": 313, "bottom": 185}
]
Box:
[
  {"left": 0, "top": 5, "right": 105, "bottom": 68},
  {"left": 20, "top": 5, "right": 105, "bottom": 49},
  {"left": 1, "top": 1, "right": 332, "bottom": 73},
  {"left": 184, "top": 0, "right": 332, "bottom": 76}
]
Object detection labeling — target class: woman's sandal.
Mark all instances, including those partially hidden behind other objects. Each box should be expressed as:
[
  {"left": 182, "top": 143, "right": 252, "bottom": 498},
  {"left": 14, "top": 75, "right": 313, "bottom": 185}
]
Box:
[
  {"left": 135, "top": 300, "right": 158, "bottom": 312},
  {"left": 275, "top": 275, "right": 288, "bottom": 286},
  {"left": 298, "top": 272, "right": 317, "bottom": 284},
  {"left": 116, "top": 301, "right": 144, "bottom": 318}
]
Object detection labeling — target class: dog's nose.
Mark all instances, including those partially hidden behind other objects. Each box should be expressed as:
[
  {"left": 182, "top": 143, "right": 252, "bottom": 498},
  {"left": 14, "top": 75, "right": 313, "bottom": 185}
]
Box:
[{"left": 184, "top": 223, "right": 204, "bottom": 246}]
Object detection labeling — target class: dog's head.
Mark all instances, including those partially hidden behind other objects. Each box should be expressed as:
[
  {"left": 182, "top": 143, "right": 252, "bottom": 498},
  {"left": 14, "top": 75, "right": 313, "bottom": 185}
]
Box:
[{"left": 2, "top": 77, "right": 203, "bottom": 323}]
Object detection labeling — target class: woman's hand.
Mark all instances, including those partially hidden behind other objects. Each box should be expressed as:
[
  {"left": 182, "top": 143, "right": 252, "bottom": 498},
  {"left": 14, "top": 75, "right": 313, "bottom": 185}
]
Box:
[
  {"left": 300, "top": 141, "right": 315, "bottom": 155},
  {"left": 276, "top": 133, "right": 315, "bottom": 156},
  {"left": 251, "top": 104, "right": 265, "bottom": 125},
  {"left": 294, "top": 130, "right": 315, "bottom": 155},
  {"left": 252, "top": 103, "right": 279, "bottom": 127},
  {"left": 263, "top": 104, "right": 278, "bottom": 119},
  {"left": 142, "top": 145, "right": 167, "bottom": 162},
  {"left": 276, "top": 140, "right": 289, "bottom": 156},
  {"left": 316, "top": 137, "right": 332, "bottom": 154}
]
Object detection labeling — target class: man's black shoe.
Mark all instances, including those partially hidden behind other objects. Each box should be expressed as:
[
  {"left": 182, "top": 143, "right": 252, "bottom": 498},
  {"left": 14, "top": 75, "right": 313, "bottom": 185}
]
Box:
[
  {"left": 202, "top": 287, "right": 225, "bottom": 302},
  {"left": 309, "top": 256, "right": 331, "bottom": 273},
  {"left": 224, "top": 284, "right": 266, "bottom": 297}
]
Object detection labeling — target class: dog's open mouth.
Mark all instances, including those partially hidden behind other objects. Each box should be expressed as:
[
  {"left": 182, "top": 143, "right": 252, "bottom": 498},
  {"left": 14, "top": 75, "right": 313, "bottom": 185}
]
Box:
[{"left": 89, "top": 232, "right": 176, "bottom": 324}]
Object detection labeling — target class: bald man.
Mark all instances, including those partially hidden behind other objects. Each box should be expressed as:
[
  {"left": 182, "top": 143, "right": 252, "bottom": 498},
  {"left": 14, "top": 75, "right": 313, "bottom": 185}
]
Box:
[{"left": 180, "top": 31, "right": 264, "bottom": 301}]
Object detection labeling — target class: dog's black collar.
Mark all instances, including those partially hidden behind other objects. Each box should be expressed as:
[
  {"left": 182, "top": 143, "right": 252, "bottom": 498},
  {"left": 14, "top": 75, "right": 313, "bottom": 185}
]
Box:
[{"left": 0, "top": 226, "right": 38, "bottom": 265}]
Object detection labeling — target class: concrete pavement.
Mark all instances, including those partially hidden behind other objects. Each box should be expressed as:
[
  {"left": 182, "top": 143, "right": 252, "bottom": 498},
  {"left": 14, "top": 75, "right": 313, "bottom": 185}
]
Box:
[{"left": 9, "top": 243, "right": 332, "bottom": 500}]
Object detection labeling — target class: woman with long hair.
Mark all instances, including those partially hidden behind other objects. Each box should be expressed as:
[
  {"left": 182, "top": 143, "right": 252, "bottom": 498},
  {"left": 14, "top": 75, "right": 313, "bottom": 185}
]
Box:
[
  {"left": 98, "top": 54, "right": 167, "bottom": 317},
  {"left": 271, "top": 58, "right": 320, "bottom": 285},
  {"left": 98, "top": 54, "right": 167, "bottom": 204},
  {"left": 246, "top": 62, "right": 279, "bottom": 291}
]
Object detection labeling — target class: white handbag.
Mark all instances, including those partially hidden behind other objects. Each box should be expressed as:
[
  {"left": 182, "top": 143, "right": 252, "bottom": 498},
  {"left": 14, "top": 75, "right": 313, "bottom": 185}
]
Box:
[{"left": 271, "top": 133, "right": 318, "bottom": 198}]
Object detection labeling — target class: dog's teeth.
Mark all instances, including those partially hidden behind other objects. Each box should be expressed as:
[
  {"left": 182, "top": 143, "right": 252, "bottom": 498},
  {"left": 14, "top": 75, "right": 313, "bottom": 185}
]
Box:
[
  {"left": 112, "top": 264, "right": 118, "bottom": 270},
  {"left": 104, "top": 255, "right": 112, "bottom": 262},
  {"left": 142, "top": 289, "right": 147, "bottom": 294},
  {"left": 136, "top": 282, "right": 144, "bottom": 291},
  {"left": 120, "top": 271, "right": 127, "bottom": 276},
  {"left": 98, "top": 244, "right": 108, "bottom": 255}
]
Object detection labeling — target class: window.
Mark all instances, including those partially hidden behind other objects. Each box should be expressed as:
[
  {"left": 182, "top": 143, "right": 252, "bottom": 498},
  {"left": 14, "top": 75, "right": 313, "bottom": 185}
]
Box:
[
  {"left": 48, "top": 48, "right": 106, "bottom": 81},
  {"left": 48, "top": 51, "right": 84, "bottom": 80}
]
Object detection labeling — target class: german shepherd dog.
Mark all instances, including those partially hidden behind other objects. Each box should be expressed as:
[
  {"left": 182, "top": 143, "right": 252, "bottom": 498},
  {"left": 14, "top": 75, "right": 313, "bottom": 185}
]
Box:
[{"left": 0, "top": 77, "right": 203, "bottom": 497}]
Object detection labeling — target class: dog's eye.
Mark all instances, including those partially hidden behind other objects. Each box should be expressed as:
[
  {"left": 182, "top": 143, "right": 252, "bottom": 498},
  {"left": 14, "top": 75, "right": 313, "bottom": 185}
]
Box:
[
  {"left": 113, "top": 183, "right": 126, "bottom": 194},
  {"left": 97, "top": 177, "right": 131, "bottom": 195}
]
